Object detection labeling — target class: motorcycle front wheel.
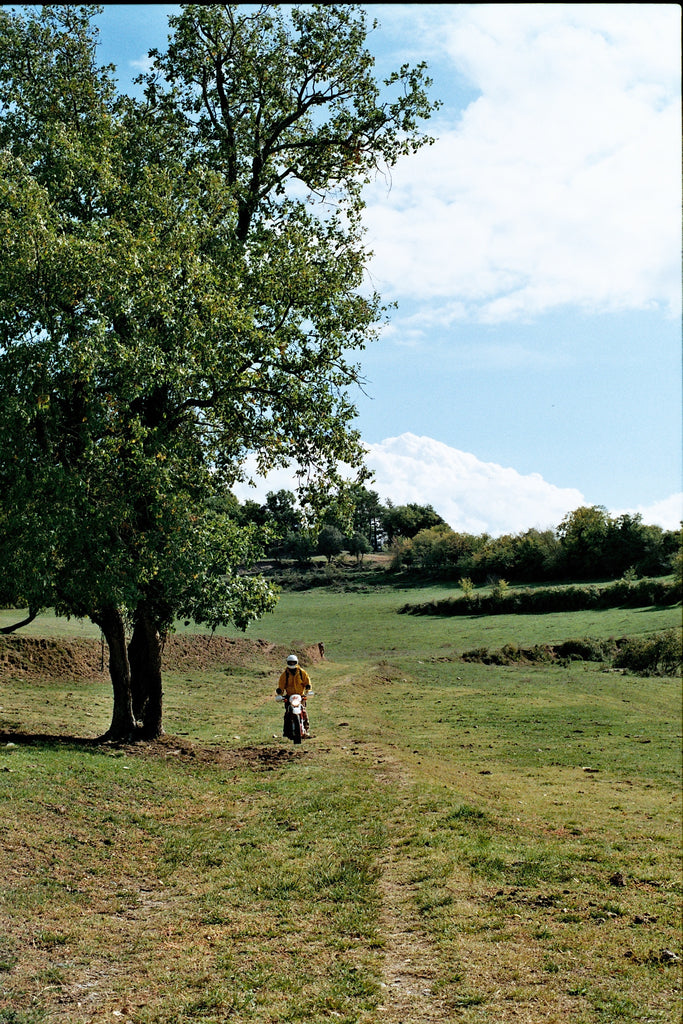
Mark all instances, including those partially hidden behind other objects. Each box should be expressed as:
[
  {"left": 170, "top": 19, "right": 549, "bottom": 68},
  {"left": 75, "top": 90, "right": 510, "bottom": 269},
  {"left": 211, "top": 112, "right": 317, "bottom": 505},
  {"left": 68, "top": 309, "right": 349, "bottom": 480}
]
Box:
[{"left": 292, "top": 716, "right": 302, "bottom": 745}]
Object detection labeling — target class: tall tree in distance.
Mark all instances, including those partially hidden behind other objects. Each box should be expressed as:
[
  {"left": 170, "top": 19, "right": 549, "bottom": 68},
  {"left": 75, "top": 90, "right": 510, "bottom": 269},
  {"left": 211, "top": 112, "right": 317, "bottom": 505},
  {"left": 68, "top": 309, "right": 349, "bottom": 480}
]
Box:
[
  {"left": 381, "top": 502, "right": 446, "bottom": 545},
  {"left": 0, "top": 4, "right": 438, "bottom": 739}
]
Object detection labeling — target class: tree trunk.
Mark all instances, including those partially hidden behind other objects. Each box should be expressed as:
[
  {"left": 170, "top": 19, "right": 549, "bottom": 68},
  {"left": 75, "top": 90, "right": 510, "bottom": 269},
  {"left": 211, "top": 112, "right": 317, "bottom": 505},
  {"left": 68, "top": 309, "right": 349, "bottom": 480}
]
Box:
[
  {"left": 128, "top": 606, "right": 165, "bottom": 739},
  {"left": 93, "top": 605, "right": 136, "bottom": 741},
  {"left": 128, "top": 618, "right": 148, "bottom": 724}
]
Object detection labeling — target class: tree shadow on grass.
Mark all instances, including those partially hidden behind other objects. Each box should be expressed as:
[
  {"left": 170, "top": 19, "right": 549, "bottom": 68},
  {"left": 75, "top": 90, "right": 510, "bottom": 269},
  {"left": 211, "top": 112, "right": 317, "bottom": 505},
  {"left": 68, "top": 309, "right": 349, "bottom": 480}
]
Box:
[
  {"left": 0, "top": 729, "right": 209, "bottom": 754},
  {"left": 0, "top": 729, "right": 312, "bottom": 769},
  {"left": 0, "top": 729, "right": 114, "bottom": 751}
]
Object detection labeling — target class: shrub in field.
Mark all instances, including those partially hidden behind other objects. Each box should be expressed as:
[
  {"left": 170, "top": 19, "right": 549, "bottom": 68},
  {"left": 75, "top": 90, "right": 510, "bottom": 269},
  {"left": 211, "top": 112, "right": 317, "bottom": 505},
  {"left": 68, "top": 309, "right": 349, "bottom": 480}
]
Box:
[
  {"left": 389, "top": 537, "right": 414, "bottom": 571},
  {"left": 554, "top": 637, "right": 617, "bottom": 663},
  {"left": 281, "top": 532, "right": 316, "bottom": 567},
  {"left": 461, "top": 646, "right": 491, "bottom": 663},
  {"left": 499, "top": 641, "right": 521, "bottom": 662},
  {"left": 461, "top": 630, "right": 680, "bottom": 675},
  {"left": 613, "top": 630, "right": 682, "bottom": 676},
  {"left": 490, "top": 578, "right": 510, "bottom": 603},
  {"left": 672, "top": 547, "right": 683, "bottom": 586},
  {"left": 461, "top": 642, "right": 552, "bottom": 666}
]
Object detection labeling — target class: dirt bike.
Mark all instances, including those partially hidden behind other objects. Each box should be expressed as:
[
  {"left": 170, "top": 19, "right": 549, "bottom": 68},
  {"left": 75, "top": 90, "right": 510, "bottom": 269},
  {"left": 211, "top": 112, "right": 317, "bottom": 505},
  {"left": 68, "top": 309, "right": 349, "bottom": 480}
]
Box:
[{"left": 276, "top": 692, "right": 310, "bottom": 745}]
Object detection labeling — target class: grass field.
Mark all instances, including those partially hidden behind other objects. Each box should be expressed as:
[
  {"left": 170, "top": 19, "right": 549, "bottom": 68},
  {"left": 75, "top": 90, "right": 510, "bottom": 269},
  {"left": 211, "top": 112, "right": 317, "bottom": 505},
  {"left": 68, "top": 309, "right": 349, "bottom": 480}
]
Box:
[{"left": 0, "top": 591, "right": 680, "bottom": 1023}]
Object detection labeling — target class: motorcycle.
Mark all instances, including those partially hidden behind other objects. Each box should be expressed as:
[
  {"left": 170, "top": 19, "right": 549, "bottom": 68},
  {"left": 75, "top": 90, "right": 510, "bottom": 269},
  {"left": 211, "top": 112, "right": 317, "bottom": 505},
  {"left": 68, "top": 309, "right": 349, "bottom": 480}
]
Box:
[{"left": 276, "top": 692, "right": 311, "bottom": 745}]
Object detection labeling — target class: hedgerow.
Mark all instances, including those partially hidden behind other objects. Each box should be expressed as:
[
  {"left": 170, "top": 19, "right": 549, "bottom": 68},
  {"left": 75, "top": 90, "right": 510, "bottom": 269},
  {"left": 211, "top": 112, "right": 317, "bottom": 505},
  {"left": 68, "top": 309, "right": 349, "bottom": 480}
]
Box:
[{"left": 398, "top": 577, "right": 681, "bottom": 618}]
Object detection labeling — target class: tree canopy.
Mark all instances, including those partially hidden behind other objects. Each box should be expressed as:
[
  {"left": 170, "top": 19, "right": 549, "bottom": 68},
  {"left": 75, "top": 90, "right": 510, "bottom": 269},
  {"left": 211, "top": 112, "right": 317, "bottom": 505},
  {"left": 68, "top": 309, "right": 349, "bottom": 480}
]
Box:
[
  {"left": 381, "top": 501, "right": 446, "bottom": 544},
  {"left": 0, "top": 4, "right": 438, "bottom": 738}
]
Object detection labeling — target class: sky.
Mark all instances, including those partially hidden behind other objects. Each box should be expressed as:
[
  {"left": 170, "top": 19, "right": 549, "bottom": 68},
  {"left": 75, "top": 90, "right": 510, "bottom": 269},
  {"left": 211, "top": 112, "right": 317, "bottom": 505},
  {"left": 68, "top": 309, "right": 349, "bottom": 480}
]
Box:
[{"left": 93, "top": 3, "right": 682, "bottom": 535}]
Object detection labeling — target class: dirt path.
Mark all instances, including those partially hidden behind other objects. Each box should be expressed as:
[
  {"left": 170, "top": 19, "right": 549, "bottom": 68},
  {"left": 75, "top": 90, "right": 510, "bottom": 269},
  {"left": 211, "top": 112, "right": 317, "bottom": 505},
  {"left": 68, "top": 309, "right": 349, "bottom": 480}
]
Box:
[
  {"left": 321, "top": 671, "right": 451, "bottom": 1020},
  {"left": 346, "top": 735, "right": 451, "bottom": 1023},
  {"left": 376, "top": 847, "right": 449, "bottom": 1023}
]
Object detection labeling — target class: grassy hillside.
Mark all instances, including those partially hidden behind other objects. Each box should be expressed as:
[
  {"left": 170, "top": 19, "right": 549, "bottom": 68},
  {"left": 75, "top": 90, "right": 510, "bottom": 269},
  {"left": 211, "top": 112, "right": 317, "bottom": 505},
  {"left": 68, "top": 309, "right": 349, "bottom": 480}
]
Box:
[
  {"left": 215, "top": 585, "right": 682, "bottom": 670},
  {"left": 0, "top": 591, "right": 680, "bottom": 1023}
]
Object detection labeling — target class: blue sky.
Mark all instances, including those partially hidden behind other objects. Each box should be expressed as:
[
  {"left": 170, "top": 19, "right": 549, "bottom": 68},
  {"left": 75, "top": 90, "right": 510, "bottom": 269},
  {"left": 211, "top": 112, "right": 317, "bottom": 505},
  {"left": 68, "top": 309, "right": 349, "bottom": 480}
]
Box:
[{"left": 93, "top": 4, "right": 682, "bottom": 534}]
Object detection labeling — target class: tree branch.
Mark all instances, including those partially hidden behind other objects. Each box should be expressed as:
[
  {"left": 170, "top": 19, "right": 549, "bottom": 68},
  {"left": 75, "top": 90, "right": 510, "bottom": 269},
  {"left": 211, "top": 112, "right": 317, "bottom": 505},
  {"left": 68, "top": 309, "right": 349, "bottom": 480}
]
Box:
[{"left": 0, "top": 607, "right": 39, "bottom": 634}]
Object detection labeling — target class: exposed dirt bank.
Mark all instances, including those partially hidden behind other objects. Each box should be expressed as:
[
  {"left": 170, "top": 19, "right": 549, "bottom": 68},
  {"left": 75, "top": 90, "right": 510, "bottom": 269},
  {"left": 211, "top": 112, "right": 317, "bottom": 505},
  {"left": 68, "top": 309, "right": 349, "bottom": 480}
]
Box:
[{"left": 0, "top": 634, "right": 325, "bottom": 683}]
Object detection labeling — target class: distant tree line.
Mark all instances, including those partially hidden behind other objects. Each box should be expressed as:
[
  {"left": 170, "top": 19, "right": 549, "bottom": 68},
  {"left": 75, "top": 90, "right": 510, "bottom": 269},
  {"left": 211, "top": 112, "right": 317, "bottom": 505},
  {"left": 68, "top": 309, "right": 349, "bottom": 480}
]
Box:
[
  {"left": 394, "top": 506, "right": 680, "bottom": 582},
  {"left": 2, "top": 487, "right": 678, "bottom": 612},
  {"left": 211, "top": 486, "right": 445, "bottom": 566},
  {"left": 214, "top": 488, "right": 679, "bottom": 583}
]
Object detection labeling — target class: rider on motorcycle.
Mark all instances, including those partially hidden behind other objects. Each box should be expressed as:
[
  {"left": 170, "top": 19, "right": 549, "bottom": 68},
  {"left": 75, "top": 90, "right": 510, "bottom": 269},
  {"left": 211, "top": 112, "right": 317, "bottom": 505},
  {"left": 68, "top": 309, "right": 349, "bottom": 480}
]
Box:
[{"left": 276, "top": 654, "right": 311, "bottom": 737}]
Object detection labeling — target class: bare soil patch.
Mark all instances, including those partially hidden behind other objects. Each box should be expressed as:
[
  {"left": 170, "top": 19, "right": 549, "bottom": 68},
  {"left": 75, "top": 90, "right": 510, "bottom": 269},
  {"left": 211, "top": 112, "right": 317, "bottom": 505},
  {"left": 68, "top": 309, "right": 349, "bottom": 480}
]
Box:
[
  {"left": 0, "top": 729, "right": 314, "bottom": 772},
  {"left": 377, "top": 854, "right": 449, "bottom": 1023},
  {"left": 105, "top": 734, "right": 315, "bottom": 772},
  {"left": 0, "top": 633, "right": 324, "bottom": 683}
]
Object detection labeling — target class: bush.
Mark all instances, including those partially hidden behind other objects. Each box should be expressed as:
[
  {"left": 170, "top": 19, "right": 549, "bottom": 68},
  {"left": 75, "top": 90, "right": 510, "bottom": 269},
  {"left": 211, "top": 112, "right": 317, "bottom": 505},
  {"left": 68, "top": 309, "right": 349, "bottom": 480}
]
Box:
[
  {"left": 460, "top": 631, "right": 680, "bottom": 676},
  {"left": 672, "top": 548, "right": 683, "bottom": 586},
  {"left": 461, "top": 647, "right": 490, "bottom": 663},
  {"left": 555, "top": 638, "right": 616, "bottom": 663},
  {"left": 389, "top": 537, "right": 413, "bottom": 571},
  {"left": 613, "top": 630, "right": 682, "bottom": 676}
]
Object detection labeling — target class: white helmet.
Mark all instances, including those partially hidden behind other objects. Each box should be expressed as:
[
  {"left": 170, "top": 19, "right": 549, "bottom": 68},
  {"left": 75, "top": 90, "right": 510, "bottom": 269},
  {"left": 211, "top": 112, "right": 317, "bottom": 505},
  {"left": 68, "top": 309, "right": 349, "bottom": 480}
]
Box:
[{"left": 286, "top": 654, "right": 298, "bottom": 667}]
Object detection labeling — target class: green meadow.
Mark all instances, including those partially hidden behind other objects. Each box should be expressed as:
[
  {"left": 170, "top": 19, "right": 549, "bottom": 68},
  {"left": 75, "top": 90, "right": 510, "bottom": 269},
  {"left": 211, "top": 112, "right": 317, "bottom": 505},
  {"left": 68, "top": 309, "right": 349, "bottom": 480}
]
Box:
[{"left": 0, "top": 589, "right": 680, "bottom": 1023}]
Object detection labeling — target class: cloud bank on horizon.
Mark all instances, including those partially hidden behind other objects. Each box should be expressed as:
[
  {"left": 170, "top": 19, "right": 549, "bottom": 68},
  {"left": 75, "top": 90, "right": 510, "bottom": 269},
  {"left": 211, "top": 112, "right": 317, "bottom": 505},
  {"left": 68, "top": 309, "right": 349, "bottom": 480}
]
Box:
[
  {"left": 364, "top": 3, "right": 681, "bottom": 325},
  {"left": 364, "top": 434, "right": 585, "bottom": 535},
  {"left": 233, "top": 433, "right": 682, "bottom": 536}
]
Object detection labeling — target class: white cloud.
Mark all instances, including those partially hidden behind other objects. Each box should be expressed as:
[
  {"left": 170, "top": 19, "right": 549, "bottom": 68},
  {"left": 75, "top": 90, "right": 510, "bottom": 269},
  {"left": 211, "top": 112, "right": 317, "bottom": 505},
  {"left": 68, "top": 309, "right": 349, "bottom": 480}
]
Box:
[
  {"left": 128, "top": 55, "right": 155, "bottom": 73},
  {"left": 612, "top": 493, "right": 683, "bottom": 532},
  {"left": 364, "top": 4, "right": 681, "bottom": 324},
  {"left": 364, "top": 433, "right": 585, "bottom": 535}
]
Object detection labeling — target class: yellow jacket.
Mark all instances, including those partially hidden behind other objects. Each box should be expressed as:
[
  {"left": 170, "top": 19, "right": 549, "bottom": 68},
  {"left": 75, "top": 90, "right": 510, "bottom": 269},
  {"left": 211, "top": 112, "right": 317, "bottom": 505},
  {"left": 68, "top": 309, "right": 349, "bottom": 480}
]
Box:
[{"left": 277, "top": 666, "right": 311, "bottom": 697}]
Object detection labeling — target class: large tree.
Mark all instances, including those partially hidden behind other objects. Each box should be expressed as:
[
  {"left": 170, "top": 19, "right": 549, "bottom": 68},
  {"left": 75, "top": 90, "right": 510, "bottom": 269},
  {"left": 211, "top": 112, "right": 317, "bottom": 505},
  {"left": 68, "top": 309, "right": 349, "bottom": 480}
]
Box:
[
  {"left": 557, "top": 504, "right": 619, "bottom": 580},
  {"left": 0, "top": 4, "right": 437, "bottom": 739},
  {"left": 349, "top": 484, "right": 386, "bottom": 550},
  {"left": 381, "top": 501, "right": 446, "bottom": 545}
]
